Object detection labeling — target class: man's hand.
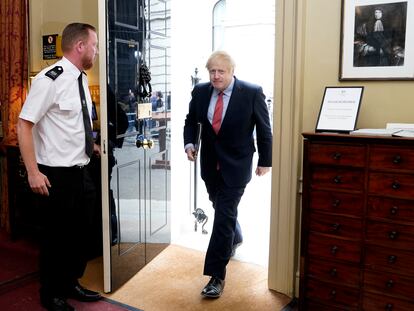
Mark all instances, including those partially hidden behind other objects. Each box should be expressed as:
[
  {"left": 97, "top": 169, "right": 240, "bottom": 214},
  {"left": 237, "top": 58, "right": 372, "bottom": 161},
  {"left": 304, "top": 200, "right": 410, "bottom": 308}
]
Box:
[
  {"left": 255, "top": 166, "right": 270, "bottom": 176},
  {"left": 186, "top": 146, "right": 197, "bottom": 161},
  {"left": 93, "top": 143, "right": 101, "bottom": 157},
  {"left": 28, "top": 171, "right": 51, "bottom": 196}
]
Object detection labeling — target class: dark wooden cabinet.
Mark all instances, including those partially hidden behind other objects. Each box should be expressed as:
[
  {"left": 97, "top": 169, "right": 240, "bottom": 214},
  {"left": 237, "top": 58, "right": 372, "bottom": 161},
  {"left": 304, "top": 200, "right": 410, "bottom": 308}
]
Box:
[{"left": 300, "top": 133, "right": 414, "bottom": 310}]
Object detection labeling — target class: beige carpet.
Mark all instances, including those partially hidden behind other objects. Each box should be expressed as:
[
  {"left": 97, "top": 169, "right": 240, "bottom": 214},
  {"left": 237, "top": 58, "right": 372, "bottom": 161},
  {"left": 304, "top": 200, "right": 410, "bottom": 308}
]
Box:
[{"left": 81, "top": 245, "right": 291, "bottom": 311}]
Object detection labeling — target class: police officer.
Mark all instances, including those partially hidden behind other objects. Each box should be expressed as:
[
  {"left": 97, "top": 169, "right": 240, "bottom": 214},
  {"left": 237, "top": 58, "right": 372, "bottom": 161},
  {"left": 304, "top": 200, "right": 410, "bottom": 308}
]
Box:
[{"left": 18, "top": 23, "right": 101, "bottom": 311}]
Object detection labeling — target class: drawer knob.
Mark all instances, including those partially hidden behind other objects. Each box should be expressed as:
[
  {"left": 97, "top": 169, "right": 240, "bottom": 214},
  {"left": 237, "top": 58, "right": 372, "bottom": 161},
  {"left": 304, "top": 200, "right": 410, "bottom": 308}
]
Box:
[
  {"left": 385, "top": 303, "right": 394, "bottom": 311},
  {"left": 386, "top": 279, "right": 394, "bottom": 288},
  {"left": 331, "top": 245, "right": 339, "bottom": 254},
  {"left": 331, "top": 223, "right": 341, "bottom": 232},
  {"left": 330, "top": 289, "right": 337, "bottom": 297},
  {"left": 388, "top": 255, "right": 397, "bottom": 264},
  {"left": 388, "top": 231, "right": 399, "bottom": 240},
  {"left": 390, "top": 206, "right": 399, "bottom": 215},
  {"left": 329, "top": 268, "right": 337, "bottom": 277},
  {"left": 392, "top": 155, "right": 402, "bottom": 164},
  {"left": 332, "top": 199, "right": 341, "bottom": 208},
  {"left": 332, "top": 152, "right": 342, "bottom": 160},
  {"left": 391, "top": 181, "right": 400, "bottom": 190},
  {"left": 333, "top": 176, "right": 342, "bottom": 184}
]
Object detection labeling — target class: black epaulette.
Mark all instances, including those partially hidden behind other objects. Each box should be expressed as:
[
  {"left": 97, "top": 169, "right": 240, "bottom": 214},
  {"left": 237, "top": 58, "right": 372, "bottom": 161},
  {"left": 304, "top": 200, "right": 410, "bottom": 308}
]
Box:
[{"left": 45, "top": 66, "right": 64, "bottom": 80}]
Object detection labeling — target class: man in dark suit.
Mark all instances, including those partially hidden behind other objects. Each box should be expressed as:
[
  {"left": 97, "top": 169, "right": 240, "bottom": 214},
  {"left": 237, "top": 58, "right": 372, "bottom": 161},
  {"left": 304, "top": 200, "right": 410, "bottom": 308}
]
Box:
[{"left": 183, "top": 51, "right": 272, "bottom": 298}]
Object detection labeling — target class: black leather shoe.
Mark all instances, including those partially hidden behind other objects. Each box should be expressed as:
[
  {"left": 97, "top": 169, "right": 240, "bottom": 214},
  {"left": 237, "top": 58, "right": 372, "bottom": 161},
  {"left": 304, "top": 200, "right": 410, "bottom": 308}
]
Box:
[
  {"left": 231, "top": 242, "right": 242, "bottom": 257},
  {"left": 201, "top": 277, "right": 225, "bottom": 298},
  {"left": 41, "top": 297, "right": 75, "bottom": 311},
  {"left": 67, "top": 284, "right": 102, "bottom": 302}
]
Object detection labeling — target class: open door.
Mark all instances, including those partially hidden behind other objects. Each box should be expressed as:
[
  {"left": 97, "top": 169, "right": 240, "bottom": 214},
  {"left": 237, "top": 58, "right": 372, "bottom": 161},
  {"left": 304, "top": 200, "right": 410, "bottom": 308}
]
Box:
[{"left": 99, "top": 0, "right": 171, "bottom": 292}]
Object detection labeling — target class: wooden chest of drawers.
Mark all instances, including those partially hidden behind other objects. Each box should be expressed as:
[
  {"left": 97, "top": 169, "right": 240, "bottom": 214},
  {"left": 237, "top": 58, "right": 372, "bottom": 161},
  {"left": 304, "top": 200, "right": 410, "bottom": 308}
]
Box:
[{"left": 300, "top": 133, "right": 414, "bottom": 310}]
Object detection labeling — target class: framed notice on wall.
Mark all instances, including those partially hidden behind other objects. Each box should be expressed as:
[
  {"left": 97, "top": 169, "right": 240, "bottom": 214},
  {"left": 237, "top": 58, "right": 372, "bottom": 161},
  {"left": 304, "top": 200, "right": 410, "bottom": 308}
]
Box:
[
  {"left": 315, "top": 86, "right": 364, "bottom": 133},
  {"left": 43, "top": 34, "right": 58, "bottom": 60}
]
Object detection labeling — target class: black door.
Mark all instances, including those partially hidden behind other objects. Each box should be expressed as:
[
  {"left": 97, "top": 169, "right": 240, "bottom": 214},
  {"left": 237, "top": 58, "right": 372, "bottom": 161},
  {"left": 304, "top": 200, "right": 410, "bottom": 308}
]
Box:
[{"left": 102, "top": 0, "right": 171, "bottom": 292}]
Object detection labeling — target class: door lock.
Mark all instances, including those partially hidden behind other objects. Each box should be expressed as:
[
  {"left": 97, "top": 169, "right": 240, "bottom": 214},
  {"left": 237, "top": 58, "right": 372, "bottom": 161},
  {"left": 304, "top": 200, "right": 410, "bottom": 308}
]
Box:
[{"left": 136, "top": 138, "right": 154, "bottom": 149}]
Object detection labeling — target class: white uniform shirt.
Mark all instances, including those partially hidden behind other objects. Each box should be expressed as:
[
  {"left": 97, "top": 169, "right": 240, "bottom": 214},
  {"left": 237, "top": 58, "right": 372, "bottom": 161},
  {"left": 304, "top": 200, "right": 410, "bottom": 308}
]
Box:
[{"left": 19, "top": 57, "right": 93, "bottom": 167}]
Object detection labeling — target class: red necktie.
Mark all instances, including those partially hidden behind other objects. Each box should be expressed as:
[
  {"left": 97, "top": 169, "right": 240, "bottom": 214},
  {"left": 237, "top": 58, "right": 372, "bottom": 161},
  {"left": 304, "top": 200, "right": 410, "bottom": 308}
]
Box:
[{"left": 212, "top": 92, "right": 224, "bottom": 134}]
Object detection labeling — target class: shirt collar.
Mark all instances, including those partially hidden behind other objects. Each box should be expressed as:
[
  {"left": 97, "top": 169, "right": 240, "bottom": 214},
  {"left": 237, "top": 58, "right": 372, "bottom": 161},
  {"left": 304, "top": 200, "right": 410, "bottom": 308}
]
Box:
[
  {"left": 61, "top": 56, "right": 83, "bottom": 78},
  {"left": 214, "top": 77, "right": 235, "bottom": 97}
]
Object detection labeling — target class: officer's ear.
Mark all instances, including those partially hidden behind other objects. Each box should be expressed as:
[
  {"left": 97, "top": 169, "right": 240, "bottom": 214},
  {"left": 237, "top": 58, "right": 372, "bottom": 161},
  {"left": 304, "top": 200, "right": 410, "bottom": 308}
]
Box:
[{"left": 74, "top": 40, "right": 84, "bottom": 53}]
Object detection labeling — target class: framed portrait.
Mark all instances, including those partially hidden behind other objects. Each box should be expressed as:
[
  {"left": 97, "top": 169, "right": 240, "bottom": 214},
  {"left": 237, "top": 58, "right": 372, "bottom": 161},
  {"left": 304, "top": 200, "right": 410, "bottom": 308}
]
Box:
[
  {"left": 315, "top": 86, "right": 364, "bottom": 133},
  {"left": 339, "top": 0, "right": 414, "bottom": 80}
]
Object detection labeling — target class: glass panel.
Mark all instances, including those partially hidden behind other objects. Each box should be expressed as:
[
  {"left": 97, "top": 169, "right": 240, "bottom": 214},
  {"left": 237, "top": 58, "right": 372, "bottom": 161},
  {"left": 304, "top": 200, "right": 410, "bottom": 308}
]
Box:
[
  {"left": 143, "top": 0, "right": 170, "bottom": 264},
  {"left": 213, "top": 0, "right": 226, "bottom": 50},
  {"left": 147, "top": 0, "right": 169, "bottom": 36},
  {"left": 115, "top": 159, "right": 142, "bottom": 255},
  {"left": 115, "top": 0, "right": 140, "bottom": 29},
  {"left": 149, "top": 150, "right": 168, "bottom": 236}
]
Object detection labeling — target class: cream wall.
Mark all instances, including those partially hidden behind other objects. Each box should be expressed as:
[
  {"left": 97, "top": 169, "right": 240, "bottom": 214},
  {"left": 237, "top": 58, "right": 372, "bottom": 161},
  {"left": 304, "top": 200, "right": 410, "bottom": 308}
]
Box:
[
  {"left": 302, "top": 0, "right": 414, "bottom": 131},
  {"left": 270, "top": 0, "right": 414, "bottom": 298},
  {"left": 29, "top": 0, "right": 99, "bottom": 85}
]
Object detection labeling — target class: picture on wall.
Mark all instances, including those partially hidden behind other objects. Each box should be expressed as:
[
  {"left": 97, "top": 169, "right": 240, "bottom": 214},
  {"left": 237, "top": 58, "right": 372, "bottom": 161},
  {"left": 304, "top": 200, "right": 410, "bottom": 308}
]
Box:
[{"left": 340, "top": 0, "right": 414, "bottom": 80}]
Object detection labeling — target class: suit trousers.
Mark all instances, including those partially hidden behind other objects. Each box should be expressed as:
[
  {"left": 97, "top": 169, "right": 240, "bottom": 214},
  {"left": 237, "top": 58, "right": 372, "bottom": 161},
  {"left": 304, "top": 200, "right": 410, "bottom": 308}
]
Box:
[
  {"left": 37, "top": 164, "right": 96, "bottom": 298},
  {"left": 204, "top": 172, "right": 245, "bottom": 280}
]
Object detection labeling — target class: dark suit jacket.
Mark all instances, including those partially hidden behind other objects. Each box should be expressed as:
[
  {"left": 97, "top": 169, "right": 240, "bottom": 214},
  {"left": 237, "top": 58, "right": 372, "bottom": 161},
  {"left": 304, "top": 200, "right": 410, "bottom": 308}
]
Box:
[{"left": 183, "top": 77, "right": 272, "bottom": 187}]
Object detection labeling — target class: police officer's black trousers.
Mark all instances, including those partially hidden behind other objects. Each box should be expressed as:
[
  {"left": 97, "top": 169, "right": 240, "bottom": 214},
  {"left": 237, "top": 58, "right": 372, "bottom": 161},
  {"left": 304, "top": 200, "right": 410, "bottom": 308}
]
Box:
[{"left": 37, "top": 164, "right": 96, "bottom": 298}]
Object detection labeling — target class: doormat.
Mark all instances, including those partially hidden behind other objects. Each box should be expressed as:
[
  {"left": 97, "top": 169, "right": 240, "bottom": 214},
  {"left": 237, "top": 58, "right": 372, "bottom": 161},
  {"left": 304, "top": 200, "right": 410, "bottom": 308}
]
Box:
[{"left": 0, "top": 279, "right": 143, "bottom": 311}]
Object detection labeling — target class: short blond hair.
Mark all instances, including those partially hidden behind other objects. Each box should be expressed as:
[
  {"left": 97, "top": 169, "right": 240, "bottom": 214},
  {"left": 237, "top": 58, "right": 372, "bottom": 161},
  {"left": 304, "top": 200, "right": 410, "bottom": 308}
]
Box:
[
  {"left": 61, "top": 23, "right": 96, "bottom": 53},
  {"left": 206, "top": 51, "right": 235, "bottom": 72}
]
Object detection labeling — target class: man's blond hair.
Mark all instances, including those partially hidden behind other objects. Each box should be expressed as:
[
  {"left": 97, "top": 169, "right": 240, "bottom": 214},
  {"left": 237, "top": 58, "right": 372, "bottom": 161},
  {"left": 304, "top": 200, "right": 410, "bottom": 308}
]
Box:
[{"left": 206, "top": 51, "right": 236, "bottom": 72}]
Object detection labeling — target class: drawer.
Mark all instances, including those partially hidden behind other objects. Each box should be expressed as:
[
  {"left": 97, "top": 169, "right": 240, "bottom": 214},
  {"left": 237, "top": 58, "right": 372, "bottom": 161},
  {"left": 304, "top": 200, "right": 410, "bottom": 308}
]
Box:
[
  {"left": 309, "top": 143, "right": 366, "bottom": 167},
  {"left": 368, "top": 196, "right": 414, "bottom": 223},
  {"left": 370, "top": 145, "right": 414, "bottom": 172},
  {"left": 368, "top": 172, "right": 414, "bottom": 199},
  {"left": 365, "top": 245, "right": 414, "bottom": 277},
  {"left": 364, "top": 270, "right": 414, "bottom": 300},
  {"left": 311, "top": 167, "right": 364, "bottom": 191},
  {"left": 306, "top": 279, "right": 360, "bottom": 308},
  {"left": 305, "top": 299, "right": 356, "bottom": 311},
  {"left": 310, "top": 190, "right": 363, "bottom": 216},
  {"left": 366, "top": 220, "right": 414, "bottom": 250},
  {"left": 309, "top": 213, "right": 362, "bottom": 239},
  {"left": 308, "top": 233, "right": 361, "bottom": 263},
  {"left": 363, "top": 292, "right": 414, "bottom": 311},
  {"left": 307, "top": 258, "right": 360, "bottom": 287}
]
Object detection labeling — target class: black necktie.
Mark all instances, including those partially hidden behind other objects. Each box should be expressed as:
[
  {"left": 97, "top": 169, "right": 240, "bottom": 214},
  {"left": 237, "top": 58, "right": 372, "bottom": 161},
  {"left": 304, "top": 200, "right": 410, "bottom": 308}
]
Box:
[{"left": 78, "top": 73, "right": 94, "bottom": 158}]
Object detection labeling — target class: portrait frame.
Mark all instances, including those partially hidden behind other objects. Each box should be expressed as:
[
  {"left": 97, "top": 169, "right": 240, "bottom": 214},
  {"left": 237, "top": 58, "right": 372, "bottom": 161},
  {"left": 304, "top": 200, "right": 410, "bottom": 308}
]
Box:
[{"left": 339, "top": 0, "right": 414, "bottom": 80}]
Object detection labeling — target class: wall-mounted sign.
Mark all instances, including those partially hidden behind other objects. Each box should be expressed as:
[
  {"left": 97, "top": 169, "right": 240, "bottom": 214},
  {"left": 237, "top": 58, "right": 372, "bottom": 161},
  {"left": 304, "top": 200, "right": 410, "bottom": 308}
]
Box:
[{"left": 43, "top": 34, "right": 58, "bottom": 60}]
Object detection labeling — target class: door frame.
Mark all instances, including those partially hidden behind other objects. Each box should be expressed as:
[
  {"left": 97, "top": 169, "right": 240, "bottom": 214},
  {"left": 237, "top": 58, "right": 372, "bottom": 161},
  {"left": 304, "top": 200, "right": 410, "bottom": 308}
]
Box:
[
  {"left": 98, "top": 0, "right": 112, "bottom": 293},
  {"left": 268, "top": 0, "right": 305, "bottom": 297},
  {"left": 99, "top": 0, "right": 304, "bottom": 296}
]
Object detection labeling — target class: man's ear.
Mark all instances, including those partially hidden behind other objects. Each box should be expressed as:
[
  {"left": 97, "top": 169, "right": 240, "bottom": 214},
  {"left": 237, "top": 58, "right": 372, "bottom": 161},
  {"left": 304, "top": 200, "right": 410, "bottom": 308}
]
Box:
[{"left": 74, "top": 40, "right": 84, "bottom": 53}]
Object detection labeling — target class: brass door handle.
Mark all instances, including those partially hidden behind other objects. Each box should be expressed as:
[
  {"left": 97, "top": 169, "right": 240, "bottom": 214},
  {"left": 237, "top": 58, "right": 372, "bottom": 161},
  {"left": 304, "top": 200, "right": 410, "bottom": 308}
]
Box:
[{"left": 136, "top": 138, "right": 154, "bottom": 149}]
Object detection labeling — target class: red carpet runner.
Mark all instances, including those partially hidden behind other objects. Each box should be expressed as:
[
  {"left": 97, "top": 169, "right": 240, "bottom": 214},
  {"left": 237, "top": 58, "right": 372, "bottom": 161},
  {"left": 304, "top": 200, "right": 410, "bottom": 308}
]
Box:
[
  {"left": 0, "top": 231, "right": 141, "bottom": 311},
  {"left": 0, "top": 234, "right": 38, "bottom": 285},
  {"left": 0, "top": 279, "right": 142, "bottom": 311}
]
